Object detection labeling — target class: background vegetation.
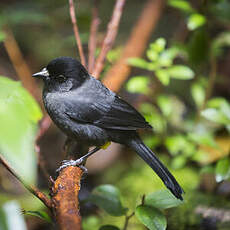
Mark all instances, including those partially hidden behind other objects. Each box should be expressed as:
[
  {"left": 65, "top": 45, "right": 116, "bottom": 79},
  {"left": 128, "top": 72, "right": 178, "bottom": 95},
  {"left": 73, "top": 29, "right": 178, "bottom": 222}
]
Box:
[{"left": 0, "top": 0, "right": 229, "bottom": 229}]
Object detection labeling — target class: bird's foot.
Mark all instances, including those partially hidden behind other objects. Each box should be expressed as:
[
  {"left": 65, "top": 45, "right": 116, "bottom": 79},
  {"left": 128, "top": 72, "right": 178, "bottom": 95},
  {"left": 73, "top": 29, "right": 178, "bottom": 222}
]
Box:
[{"left": 56, "top": 158, "right": 87, "bottom": 174}]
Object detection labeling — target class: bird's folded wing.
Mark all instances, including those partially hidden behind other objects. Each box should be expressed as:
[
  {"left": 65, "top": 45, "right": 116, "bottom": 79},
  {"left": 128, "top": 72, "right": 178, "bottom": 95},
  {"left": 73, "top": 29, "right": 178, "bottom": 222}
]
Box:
[{"left": 65, "top": 96, "right": 152, "bottom": 131}]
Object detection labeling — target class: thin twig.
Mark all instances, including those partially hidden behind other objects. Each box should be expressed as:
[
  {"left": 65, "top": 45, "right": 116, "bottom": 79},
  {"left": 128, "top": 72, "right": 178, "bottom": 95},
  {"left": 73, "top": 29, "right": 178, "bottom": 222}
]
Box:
[
  {"left": 36, "top": 115, "right": 52, "bottom": 141},
  {"left": 88, "top": 0, "right": 101, "bottom": 74},
  {"left": 0, "top": 156, "right": 52, "bottom": 209},
  {"left": 35, "top": 145, "right": 50, "bottom": 181},
  {"left": 93, "top": 0, "right": 126, "bottom": 78},
  {"left": 69, "top": 0, "right": 87, "bottom": 68},
  {"left": 123, "top": 212, "right": 135, "bottom": 230},
  {"left": 102, "top": 0, "right": 165, "bottom": 92}
]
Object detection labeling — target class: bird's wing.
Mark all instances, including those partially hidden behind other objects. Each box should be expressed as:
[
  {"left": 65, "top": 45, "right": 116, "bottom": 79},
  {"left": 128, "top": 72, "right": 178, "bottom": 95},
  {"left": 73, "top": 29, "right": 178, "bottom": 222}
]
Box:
[{"left": 65, "top": 95, "right": 152, "bottom": 131}]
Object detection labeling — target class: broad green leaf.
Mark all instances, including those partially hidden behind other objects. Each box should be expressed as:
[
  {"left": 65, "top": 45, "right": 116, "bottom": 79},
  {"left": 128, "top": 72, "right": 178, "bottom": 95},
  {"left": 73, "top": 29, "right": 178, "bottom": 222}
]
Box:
[
  {"left": 201, "top": 108, "right": 230, "bottom": 125},
  {"left": 168, "top": 65, "right": 194, "bottom": 80},
  {"left": 88, "top": 185, "right": 127, "bottom": 216},
  {"left": 0, "top": 76, "right": 42, "bottom": 185},
  {"left": 168, "top": 0, "right": 194, "bottom": 13},
  {"left": 215, "top": 158, "right": 230, "bottom": 182},
  {"left": 135, "top": 205, "right": 166, "bottom": 230},
  {"left": 155, "top": 69, "right": 170, "bottom": 86},
  {"left": 99, "top": 225, "right": 120, "bottom": 230},
  {"left": 145, "top": 189, "right": 183, "bottom": 210},
  {"left": 23, "top": 210, "right": 52, "bottom": 223},
  {"left": 191, "top": 83, "right": 205, "bottom": 108},
  {"left": 1, "top": 201, "right": 27, "bottom": 230},
  {"left": 128, "top": 58, "right": 155, "bottom": 71},
  {"left": 126, "top": 76, "right": 150, "bottom": 94},
  {"left": 187, "top": 14, "right": 206, "bottom": 31}
]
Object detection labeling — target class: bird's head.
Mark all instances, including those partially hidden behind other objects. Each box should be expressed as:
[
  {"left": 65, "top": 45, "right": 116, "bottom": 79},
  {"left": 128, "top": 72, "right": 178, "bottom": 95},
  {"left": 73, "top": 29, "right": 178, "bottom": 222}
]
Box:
[{"left": 32, "top": 57, "right": 88, "bottom": 92}]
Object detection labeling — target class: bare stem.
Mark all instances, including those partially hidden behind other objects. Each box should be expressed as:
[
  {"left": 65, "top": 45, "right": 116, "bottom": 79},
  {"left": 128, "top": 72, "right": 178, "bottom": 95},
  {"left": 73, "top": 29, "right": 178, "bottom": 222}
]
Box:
[
  {"left": 69, "top": 0, "right": 87, "bottom": 68},
  {"left": 0, "top": 156, "right": 52, "bottom": 209},
  {"left": 123, "top": 212, "right": 135, "bottom": 230},
  {"left": 205, "top": 56, "right": 217, "bottom": 104},
  {"left": 88, "top": 0, "right": 101, "bottom": 74},
  {"left": 93, "top": 0, "right": 126, "bottom": 78},
  {"left": 102, "top": 0, "right": 165, "bottom": 92}
]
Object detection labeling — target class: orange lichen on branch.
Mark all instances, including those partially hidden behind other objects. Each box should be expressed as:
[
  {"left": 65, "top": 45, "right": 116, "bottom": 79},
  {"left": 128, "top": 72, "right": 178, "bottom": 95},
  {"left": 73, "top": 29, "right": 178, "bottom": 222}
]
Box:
[
  {"left": 102, "top": 0, "right": 165, "bottom": 92},
  {"left": 51, "top": 166, "right": 83, "bottom": 230}
]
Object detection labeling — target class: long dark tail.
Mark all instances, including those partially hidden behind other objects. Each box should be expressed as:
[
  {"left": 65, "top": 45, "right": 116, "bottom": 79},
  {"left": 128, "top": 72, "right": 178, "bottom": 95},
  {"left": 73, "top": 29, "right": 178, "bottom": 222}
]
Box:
[{"left": 127, "top": 136, "right": 183, "bottom": 200}]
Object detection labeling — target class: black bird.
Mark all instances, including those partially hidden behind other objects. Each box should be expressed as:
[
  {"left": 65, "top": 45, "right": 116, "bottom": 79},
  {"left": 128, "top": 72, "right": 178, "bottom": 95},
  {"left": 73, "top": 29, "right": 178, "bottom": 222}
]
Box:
[{"left": 33, "top": 57, "right": 183, "bottom": 200}]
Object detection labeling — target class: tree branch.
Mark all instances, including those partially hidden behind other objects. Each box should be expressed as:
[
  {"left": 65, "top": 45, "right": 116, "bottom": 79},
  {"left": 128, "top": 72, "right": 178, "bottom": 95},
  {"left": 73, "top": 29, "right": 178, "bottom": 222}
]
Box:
[
  {"left": 102, "top": 0, "right": 165, "bottom": 92},
  {"left": 88, "top": 0, "right": 101, "bottom": 74},
  {"left": 0, "top": 156, "right": 52, "bottom": 209},
  {"left": 3, "top": 28, "right": 41, "bottom": 102},
  {"left": 51, "top": 166, "right": 83, "bottom": 230},
  {"left": 69, "top": 0, "right": 87, "bottom": 68},
  {"left": 93, "top": 0, "right": 126, "bottom": 78}
]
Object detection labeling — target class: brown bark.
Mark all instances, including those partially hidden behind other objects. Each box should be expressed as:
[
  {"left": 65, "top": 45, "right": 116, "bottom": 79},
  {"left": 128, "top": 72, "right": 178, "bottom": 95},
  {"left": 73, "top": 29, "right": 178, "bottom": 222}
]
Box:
[
  {"left": 69, "top": 0, "right": 87, "bottom": 67},
  {"left": 102, "top": 0, "right": 165, "bottom": 92},
  {"left": 93, "top": 0, "right": 126, "bottom": 78},
  {"left": 51, "top": 166, "right": 83, "bottom": 230}
]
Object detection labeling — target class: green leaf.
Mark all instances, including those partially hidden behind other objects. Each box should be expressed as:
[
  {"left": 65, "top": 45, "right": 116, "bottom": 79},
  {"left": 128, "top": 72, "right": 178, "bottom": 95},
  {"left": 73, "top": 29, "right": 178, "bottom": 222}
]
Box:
[
  {"left": 157, "top": 95, "right": 172, "bottom": 117},
  {"left": 168, "top": 0, "right": 194, "bottom": 13},
  {"left": 201, "top": 108, "right": 230, "bottom": 125},
  {"left": 135, "top": 205, "right": 167, "bottom": 230},
  {"left": 165, "top": 135, "right": 195, "bottom": 157},
  {"left": 171, "top": 155, "right": 187, "bottom": 169},
  {"left": 155, "top": 69, "right": 170, "bottom": 86},
  {"left": 0, "top": 31, "right": 6, "bottom": 42},
  {"left": 145, "top": 189, "right": 183, "bottom": 210},
  {"left": 23, "top": 210, "right": 52, "bottom": 223},
  {"left": 150, "top": 38, "right": 166, "bottom": 54},
  {"left": 1, "top": 201, "right": 27, "bottom": 230},
  {"left": 211, "top": 32, "right": 230, "bottom": 57},
  {"left": 191, "top": 83, "right": 205, "bottom": 108},
  {"left": 126, "top": 76, "right": 150, "bottom": 94},
  {"left": 187, "top": 14, "right": 206, "bottom": 31},
  {"left": 0, "top": 77, "right": 42, "bottom": 185},
  {"left": 128, "top": 58, "right": 155, "bottom": 71},
  {"left": 188, "top": 133, "right": 218, "bottom": 148},
  {"left": 99, "top": 225, "right": 120, "bottom": 230},
  {"left": 168, "top": 65, "right": 194, "bottom": 80},
  {"left": 88, "top": 185, "right": 127, "bottom": 216},
  {"left": 215, "top": 158, "right": 230, "bottom": 182}
]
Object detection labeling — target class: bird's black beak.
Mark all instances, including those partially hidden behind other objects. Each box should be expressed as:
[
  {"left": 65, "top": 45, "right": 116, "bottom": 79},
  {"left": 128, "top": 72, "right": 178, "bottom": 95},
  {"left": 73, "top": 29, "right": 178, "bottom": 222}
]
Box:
[{"left": 32, "top": 68, "right": 49, "bottom": 79}]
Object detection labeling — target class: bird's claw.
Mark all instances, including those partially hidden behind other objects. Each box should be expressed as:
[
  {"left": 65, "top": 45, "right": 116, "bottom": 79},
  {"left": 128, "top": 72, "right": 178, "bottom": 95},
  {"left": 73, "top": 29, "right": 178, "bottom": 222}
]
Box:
[{"left": 56, "top": 158, "right": 86, "bottom": 173}]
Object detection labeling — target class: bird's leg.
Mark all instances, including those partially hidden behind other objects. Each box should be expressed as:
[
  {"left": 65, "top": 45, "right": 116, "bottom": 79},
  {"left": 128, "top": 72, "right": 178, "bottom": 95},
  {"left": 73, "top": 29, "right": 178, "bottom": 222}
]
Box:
[
  {"left": 56, "top": 146, "right": 101, "bottom": 172},
  {"left": 56, "top": 142, "right": 111, "bottom": 173}
]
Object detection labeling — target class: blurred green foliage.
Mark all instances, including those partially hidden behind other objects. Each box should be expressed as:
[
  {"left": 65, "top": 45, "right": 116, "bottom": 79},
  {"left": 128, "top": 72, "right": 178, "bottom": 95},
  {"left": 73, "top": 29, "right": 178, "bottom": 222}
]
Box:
[{"left": 0, "top": 0, "right": 230, "bottom": 229}]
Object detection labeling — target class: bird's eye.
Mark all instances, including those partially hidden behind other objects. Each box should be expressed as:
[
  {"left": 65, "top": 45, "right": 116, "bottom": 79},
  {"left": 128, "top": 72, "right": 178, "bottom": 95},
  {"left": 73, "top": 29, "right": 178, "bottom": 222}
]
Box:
[{"left": 56, "top": 75, "right": 66, "bottom": 83}]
